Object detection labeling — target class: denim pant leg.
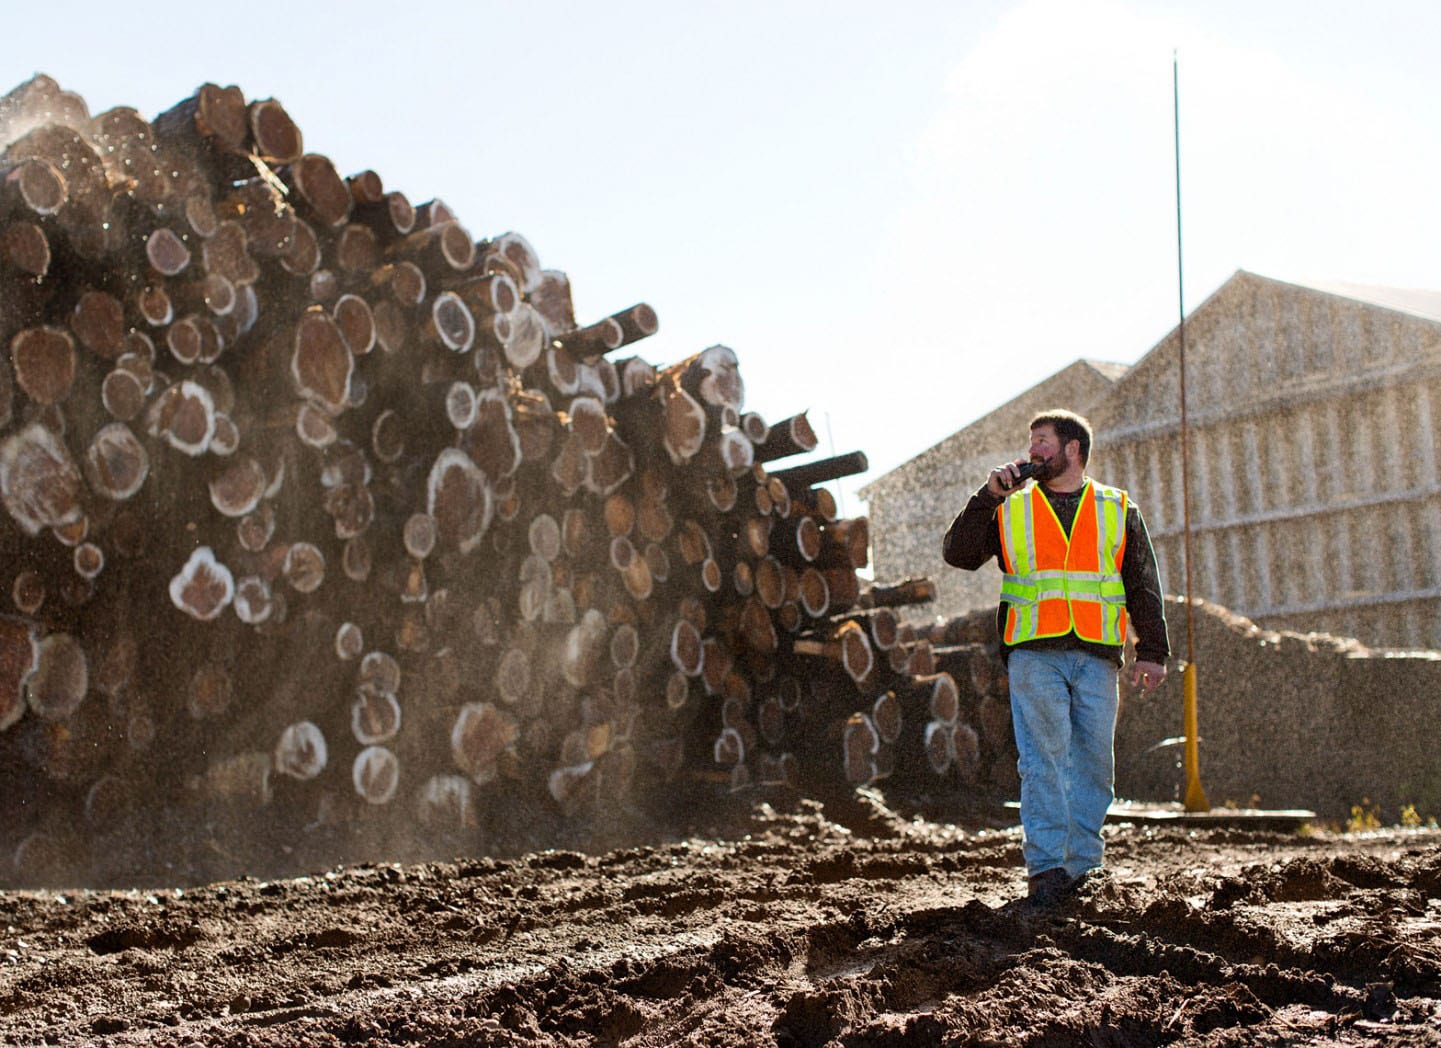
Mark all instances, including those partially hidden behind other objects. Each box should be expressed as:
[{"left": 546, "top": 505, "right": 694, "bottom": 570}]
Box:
[
  {"left": 1008, "top": 649, "right": 1073, "bottom": 876},
  {"left": 1063, "top": 653, "right": 1121, "bottom": 878}
]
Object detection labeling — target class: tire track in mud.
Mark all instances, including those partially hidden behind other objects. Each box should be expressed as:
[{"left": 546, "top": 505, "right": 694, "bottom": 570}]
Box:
[{"left": 1, "top": 805, "right": 1439, "bottom": 1045}]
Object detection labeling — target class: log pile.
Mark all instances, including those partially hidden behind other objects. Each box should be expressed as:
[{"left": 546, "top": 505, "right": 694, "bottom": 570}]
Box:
[{"left": 0, "top": 75, "right": 970, "bottom": 881}]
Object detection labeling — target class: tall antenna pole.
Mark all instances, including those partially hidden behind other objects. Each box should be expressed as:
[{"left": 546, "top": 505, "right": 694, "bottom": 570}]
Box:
[{"left": 1174, "top": 51, "right": 1208, "bottom": 812}]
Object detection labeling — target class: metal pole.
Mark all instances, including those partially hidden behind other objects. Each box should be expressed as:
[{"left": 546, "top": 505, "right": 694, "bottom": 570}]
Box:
[{"left": 1174, "top": 52, "right": 1209, "bottom": 812}]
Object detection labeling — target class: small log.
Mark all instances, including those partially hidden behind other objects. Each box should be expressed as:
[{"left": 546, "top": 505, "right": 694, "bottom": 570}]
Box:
[
  {"left": 797, "top": 567, "right": 829, "bottom": 619},
  {"left": 481, "top": 231, "right": 542, "bottom": 293},
  {"left": 660, "top": 344, "right": 743, "bottom": 412},
  {"left": 248, "top": 96, "right": 303, "bottom": 162},
  {"left": 153, "top": 83, "right": 249, "bottom": 155},
  {"left": 659, "top": 382, "right": 706, "bottom": 464},
  {"left": 289, "top": 153, "right": 352, "bottom": 228},
  {"left": 617, "top": 355, "right": 657, "bottom": 397},
  {"left": 738, "top": 411, "right": 769, "bottom": 446},
  {"left": 236, "top": 503, "right": 277, "bottom": 553},
  {"left": 518, "top": 270, "right": 574, "bottom": 339},
  {"left": 202, "top": 221, "right": 261, "bottom": 286},
  {"left": 147, "top": 380, "right": 217, "bottom": 456},
  {"left": 792, "top": 620, "right": 874, "bottom": 689},
  {"left": 524, "top": 513, "right": 556, "bottom": 562},
  {"left": 501, "top": 302, "right": 547, "bottom": 369},
  {"left": 753, "top": 411, "right": 819, "bottom": 463},
  {"left": 333, "top": 293, "right": 376, "bottom": 356},
  {"left": 457, "top": 271, "right": 518, "bottom": 319},
  {"left": 353, "top": 745, "right": 400, "bottom": 804},
  {"left": 2, "top": 221, "right": 50, "bottom": 276},
  {"left": 352, "top": 689, "right": 402, "bottom": 744},
  {"left": 335, "top": 222, "right": 381, "bottom": 273},
  {"left": 391, "top": 221, "right": 475, "bottom": 272},
  {"left": 290, "top": 309, "right": 353, "bottom": 413},
  {"left": 559, "top": 316, "right": 623, "bottom": 358},
  {"left": 770, "top": 450, "right": 868, "bottom": 492},
  {"left": 450, "top": 701, "right": 520, "bottom": 783},
  {"left": 815, "top": 517, "right": 870, "bottom": 570},
  {"left": 371, "top": 260, "right": 428, "bottom": 309},
  {"left": 567, "top": 394, "right": 609, "bottom": 456},
  {"left": 274, "top": 721, "right": 327, "bottom": 781},
  {"left": 282, "top": 542, "right": 325, "bottom": 593},
  {"left": 738, "top": 596, "right": 778, "bottom": 654},
  {"left": 184, "top": 192, "right": 219, "bottom": 238},
  {"left": 282, "top": 218, "right": 321, "bottom": 277},
  {"left": 218, "top": 179, "right": 295, "bottom": 256},
  {"left": 670, "top": 618, "right": 704, "bottom": 678},
  {"left": 25, "top": 632, "right": 88, "bottom": 721},
  {"left": 423, "top": 290, "right": 474, "bottom": 353},
  {"left": 754, "top": 555, "right": 785, "bottom": 610},
  {"left": 859, "top": 577, "right": 937, "bottom": 609},
  {"left": 233, "top": 576, "right": 275, "bottom": 625},
  {"left": 842, "top": 711, "right": 881, "bottom": 786},
  {"left": 10, "top": 326, "right": 76, "bottom": 405},
  {"left": 208, "top": 456, "right": 266, "bottom": 517},
  {"left": 586, "top": 431, "right": 634, "bottom": 496},
  {"left": 195, "top": 752, "right": 272, "bottom": 807},
  {"left": 769, "top": 515, "right": 821, "bottom": 565},
  {"left": 1, "top": 422, "right": 84, "bottom": 535},
  {"left": 2, "top": 158, "right": 68, "bottom": 215},
  {"left": 416, "top": 773, "right": 476, "bottom": 831},
  {"left": 0, "top": 615, "right": 39, "bottom": 731},
  {"left": 12, "top": 571, "right": 44, "bottom": 616},
  {"left": 608, "top": 303, "right": 658, "bottom": 349},
  {"left": 186, "top": 661, "right": 233, "bottom": 719},
  {"left": 542, "top": 424, "right": 587, "bottom": 494}
]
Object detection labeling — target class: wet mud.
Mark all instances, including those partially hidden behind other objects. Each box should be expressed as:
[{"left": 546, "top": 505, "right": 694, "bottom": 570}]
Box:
[{"left": 1, "top": 793, "right": 1439, "bottom": 1045}]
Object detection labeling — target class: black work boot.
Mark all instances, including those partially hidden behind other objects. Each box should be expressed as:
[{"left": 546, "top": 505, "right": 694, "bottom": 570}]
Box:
[{"left": 1025, "top": 868, "right": 1071, "bottom": 907}]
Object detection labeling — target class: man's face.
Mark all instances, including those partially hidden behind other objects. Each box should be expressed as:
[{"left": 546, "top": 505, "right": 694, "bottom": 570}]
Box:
[{"left": 1028, "top": 425, "right": 1070, "bottom": 479}]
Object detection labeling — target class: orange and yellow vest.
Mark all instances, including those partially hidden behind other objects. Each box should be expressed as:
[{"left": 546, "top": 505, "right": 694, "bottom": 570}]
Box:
[{"left": 996, "top": 480, "right": 1129, "bottom": 647}]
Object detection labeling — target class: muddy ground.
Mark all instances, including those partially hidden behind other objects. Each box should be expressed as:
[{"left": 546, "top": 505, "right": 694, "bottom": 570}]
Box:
[{"left": 1, "top": 790, "right": 1439, "bottom": 1046}]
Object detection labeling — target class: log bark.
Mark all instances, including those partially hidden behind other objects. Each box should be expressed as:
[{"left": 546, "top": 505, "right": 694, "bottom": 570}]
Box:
[
  {"left": 770, "top": 451, "right": 868, "bottom": 491},
  {"left": 753, "top": 411, "right": 818, "bottom": 463}
]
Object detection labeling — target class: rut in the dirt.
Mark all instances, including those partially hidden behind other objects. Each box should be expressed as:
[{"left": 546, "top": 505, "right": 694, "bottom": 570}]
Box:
[{"left": 1, "top": 801, "right": 1439, "bottom": 1046}]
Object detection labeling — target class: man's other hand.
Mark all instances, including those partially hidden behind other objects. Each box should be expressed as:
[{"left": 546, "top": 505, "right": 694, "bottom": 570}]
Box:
[{"left": 1130, "top": 660, "right": 1166, "bottom": 694}]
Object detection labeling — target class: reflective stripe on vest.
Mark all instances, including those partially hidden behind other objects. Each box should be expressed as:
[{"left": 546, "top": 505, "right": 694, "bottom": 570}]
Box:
[{"left": 997, "top": 480, "right": 1129, "bottom": 646}]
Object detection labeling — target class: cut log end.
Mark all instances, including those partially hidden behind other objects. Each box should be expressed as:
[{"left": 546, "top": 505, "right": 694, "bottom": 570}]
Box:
[{"left": 273, "top": 721, "right": 327, "bottom": 781}]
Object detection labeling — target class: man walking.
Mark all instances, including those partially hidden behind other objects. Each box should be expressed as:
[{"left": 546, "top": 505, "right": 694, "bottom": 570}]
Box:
[{"left": 942, "top": 410, "right": 1169, "bottom": 905}]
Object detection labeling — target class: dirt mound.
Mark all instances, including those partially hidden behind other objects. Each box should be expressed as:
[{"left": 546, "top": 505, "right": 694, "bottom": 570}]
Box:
[
  {"left": 1115, "top": 596, "right": 1441, "bottom": 820},
  {"left": 1, "top": 796, "right": 1438, "bottom": 1045}
]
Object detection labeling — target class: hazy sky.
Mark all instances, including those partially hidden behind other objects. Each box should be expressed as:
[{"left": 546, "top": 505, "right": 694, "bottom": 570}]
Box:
[{"left": 4, "top": 1, "right": 1438, "bottom": 514}]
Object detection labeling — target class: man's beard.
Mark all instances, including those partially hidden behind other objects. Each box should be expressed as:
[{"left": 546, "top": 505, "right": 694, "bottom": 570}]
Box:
[{"left": 1029, "top": 454, "right": 1056, "bottom": 481}]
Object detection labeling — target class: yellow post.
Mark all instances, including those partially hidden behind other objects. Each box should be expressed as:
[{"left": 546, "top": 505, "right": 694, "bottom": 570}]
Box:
[{"left": 1182, "top": 661, "right": 1208, "bottom": 812}]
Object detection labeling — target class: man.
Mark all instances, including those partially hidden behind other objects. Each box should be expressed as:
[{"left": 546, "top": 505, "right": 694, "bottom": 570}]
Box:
[{"left": 942, "top": 410, "right": 1169, "bottom": 906}]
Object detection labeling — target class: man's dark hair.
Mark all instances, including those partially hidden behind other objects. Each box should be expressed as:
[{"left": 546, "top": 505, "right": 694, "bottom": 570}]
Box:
[{"left": 1029, "top": 409, "right": 1093, "bottom": 465}]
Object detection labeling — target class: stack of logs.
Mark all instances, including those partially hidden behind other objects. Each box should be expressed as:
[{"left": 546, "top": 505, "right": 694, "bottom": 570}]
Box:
[{"left": 0, "top": 75, "right": 993, "bottom": 877}]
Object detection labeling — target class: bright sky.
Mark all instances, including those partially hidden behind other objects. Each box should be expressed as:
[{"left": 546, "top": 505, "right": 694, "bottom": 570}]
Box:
[{"left": 5, "top": 1, "right": 1439, "bottom": 515}]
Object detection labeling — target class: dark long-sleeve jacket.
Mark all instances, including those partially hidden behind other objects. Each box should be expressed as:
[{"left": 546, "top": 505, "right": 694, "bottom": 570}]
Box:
[{"left": 942, "top": 480, "right": 1170, "bottom": 667}]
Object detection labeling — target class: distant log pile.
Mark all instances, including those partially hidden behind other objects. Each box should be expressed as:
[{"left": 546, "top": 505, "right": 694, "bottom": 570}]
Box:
[{"left": 0, "top": 76, "right": 982, "bottom": 880}]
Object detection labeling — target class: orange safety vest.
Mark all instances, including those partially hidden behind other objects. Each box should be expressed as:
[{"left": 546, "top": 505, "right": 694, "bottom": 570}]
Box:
[{"left": 996, "top": 480, "right": 1130, "bottom": 646}]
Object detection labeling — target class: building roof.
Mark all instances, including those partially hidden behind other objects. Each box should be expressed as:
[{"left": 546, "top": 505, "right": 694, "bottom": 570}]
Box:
[
  {"left": 859, "top": 357, "right": 1127, "bottom": 498},
  {"left": 1270, "top": 276, "right": 1441, "bottom": 323}
]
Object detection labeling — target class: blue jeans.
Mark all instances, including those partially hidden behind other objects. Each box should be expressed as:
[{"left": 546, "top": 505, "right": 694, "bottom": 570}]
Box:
[{"left": 1008, "top": 648, "right": 1120, "bottom": 879}]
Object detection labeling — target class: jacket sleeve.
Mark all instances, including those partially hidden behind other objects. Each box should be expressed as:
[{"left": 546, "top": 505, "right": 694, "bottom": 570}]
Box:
[
  {"left": 941, "top": 485, "right": 1004, "bottom": 570},
  {"left": 1122, "top": 503, "right": 1170, "bottom": 665}
]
